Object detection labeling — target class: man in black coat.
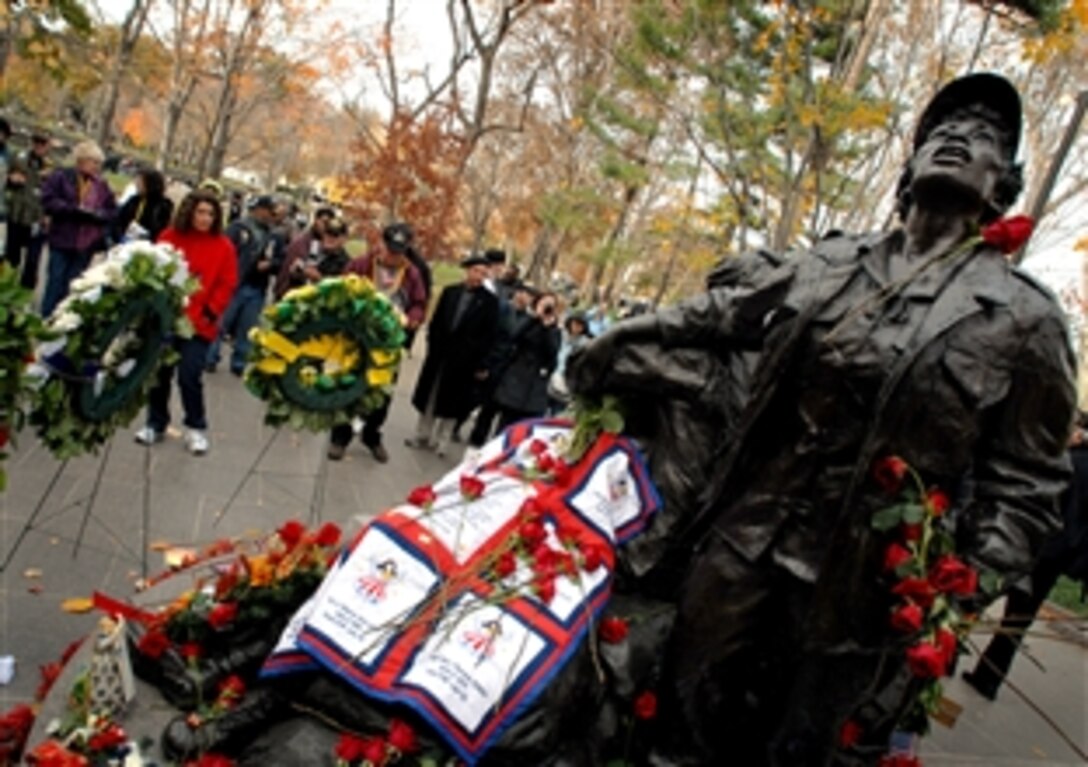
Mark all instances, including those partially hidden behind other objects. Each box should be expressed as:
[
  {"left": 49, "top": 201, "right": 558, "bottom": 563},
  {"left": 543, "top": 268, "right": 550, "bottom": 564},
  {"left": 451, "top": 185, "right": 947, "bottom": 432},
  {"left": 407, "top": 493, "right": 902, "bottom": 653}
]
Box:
[
  {"left": 407, "top": 254, "right": 499, "bottom": 457},
  {"left": 569, "top": 72, "right": 1076, "bottom": 765}
]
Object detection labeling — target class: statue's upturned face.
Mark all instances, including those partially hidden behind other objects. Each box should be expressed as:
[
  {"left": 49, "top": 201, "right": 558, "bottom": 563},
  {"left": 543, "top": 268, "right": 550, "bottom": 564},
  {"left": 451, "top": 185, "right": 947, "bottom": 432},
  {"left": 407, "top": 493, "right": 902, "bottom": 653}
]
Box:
[{"left": 910, "top": 113, "right": 1007, "bottom": 214}]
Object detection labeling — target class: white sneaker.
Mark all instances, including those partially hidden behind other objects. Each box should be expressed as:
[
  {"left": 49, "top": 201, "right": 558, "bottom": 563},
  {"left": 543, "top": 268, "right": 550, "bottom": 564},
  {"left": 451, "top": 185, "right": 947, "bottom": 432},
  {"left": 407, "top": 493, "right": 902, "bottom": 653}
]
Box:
[
  {"left": 134, "top": 426, "right": 163, "bottom": 445},
  {"left": 185, "top": 429, "right": 209, "bottom": 455}
]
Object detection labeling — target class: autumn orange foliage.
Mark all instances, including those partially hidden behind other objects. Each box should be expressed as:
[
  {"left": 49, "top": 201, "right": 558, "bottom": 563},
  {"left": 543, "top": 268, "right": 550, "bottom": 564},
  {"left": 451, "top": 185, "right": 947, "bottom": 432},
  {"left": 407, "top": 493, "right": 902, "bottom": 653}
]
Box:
[{"left": 340, "top": 109, "right": 467, "bottom": 262}]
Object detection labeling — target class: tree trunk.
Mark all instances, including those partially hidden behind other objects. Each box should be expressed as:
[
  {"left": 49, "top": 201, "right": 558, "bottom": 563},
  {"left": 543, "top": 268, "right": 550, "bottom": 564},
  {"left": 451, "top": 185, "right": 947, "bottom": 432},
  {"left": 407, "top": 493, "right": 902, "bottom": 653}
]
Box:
[
  {"left": 156, "top": 0, "right": 211, "bottom": 171},
  {"left": 198, "top": 2, "right": 263, "bottom": 180},
  {"left": 96, "top": 0, "right": 153, "bottom": 148}
]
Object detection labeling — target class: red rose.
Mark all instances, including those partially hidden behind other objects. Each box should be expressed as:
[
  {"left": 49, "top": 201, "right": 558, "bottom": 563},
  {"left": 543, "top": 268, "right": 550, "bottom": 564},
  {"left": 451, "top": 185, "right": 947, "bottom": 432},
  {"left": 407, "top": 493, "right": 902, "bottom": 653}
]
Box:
[
  {"left": 905, "top": 641, "right": 947, "bottom": 679},
  {"left": 35, "top": 662, "right": 62, "bottom": 702},
  {"left": 580, "top": 542, "right": 606, "bottom": 572},
  {"left": 26, "top": 740, "right": 90, "bottom": 767},
  {"left": 215, "top": 567, "right": 241, "bottom": 600},
  {"left": 935, "top": 627, "right": 959, "bottom": 665},
  {"left": 519, "top": 519, "right": 547, "bottom": 548},
  {"left": 889, "top": 603, "right": 924, "bottom": 634},
  {"left": 533, "top": 545, "right": 560, "bottom": 577},
  {"left": 838, "top": 719, "right": 862, "bottom": 749},
  {"left": 387, "top": 719, "right": 419, "bottom": 754},
  {"left": 0, "top": 427, "right": 8, "bottom": 449},
  {"left": 901, "top": 523, "right": 923, "bottom": 542},
  {"left": 883, "top": 543, "right": 913, "bottom": 573},
  {"left": 494, "top": 550, "right": 517, "bottom": 579},
  {"left": 0, "top": 704, "right": 35, "bottom": 739},
  {"left": 180, "top": 642, "right": 202, "bottom": 660},
  {"left": 598, "top": 616, "right": 629, "bottom": 644},
  {"left": 313, "top": 522, "right": 342, "bottom": 548},
  {"left": 190, "top": 755, "right": 236, "bottom": 767},
  {"left": 928, "top": 554, "right": 978, "bottom": 596},
  {"left": 277, "top": 519, "right": 306, "bottom": 549},
  {"left": 87, "top": 724, "right": 126, "bottom": 752},
  {"left": 891, "top": 577, "right": 936, "bottom": 609},
  {"left": 360, "top": 736, "right": 387, "bottom": 765},
  {"left": 551, "top": 459, "right": 572, "bottom": 487},
  {"left": 137, "top": 629, "right": 171, "bottom": 660},
  {"left": 924, "top": 488, "right": 950, "bottom": 517},
  {"left": 218, "top": 674, "right": 245, "bottom": 700},
  {"left": 535, "top": 575, "right": 557, "bottom": 604},
  {"left": 407, "top": 485, "right": 437, "bottom": 509},
  {"left": 873, "top": 456, "right": 909, "bottom": 494},
  {"left": 981, "top": 215, "right": 1034, "bottom": 254},
  {"left": 519, "top": 496, "right": 543, "bottom": 521},
  {"left": 879, "top": 756, "right": 921, "bottom": 767},
  {"left": 459, "top": 474, "right": 485, "bottom": 500},
  {"left": 528, "top": 439, "right": 548, "bottom": 456},
  {"left": 335, "top": 733, "right": 368, "bottom": 762},
  {"left": 633, "top": 690, "right": 658, "bottom": 720},
  {"left": 207, "top": 602, "right": 238, "bottom": 630}
]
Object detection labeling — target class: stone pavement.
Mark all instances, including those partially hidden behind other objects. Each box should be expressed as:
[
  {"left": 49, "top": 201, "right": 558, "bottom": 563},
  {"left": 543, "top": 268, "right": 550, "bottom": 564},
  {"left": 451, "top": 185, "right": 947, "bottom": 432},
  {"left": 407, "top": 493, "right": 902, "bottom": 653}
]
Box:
[{"left": 0, "top": 350, "right": 1085, "bottom": 764}]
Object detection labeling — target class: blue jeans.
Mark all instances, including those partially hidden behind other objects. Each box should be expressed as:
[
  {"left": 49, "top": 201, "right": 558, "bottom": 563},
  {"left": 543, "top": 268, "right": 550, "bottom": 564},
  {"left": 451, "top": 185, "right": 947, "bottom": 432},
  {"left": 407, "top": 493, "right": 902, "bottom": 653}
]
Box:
[
  {"left": 42, "top": 246, "right": 93, "bottom": 316},
  {"left": 147, "top": 337, "right": 211, "bottom": 431},
  {"left": 207, "top": 283, "right": 264, "bottom": 372}
]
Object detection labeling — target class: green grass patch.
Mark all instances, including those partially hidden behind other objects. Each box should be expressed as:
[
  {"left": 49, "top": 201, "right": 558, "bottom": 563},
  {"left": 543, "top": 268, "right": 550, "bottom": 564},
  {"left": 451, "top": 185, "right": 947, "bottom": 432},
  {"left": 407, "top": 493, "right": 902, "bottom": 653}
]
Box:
[
  {"left": 432, "top": 260, "right": 462, "bottom": 289},
  {"left": 1048, "top": 575, "right": 1087, "bottom": 617},
  {"left": 105, "top": 171, "right": 130, "bottom": 196}
]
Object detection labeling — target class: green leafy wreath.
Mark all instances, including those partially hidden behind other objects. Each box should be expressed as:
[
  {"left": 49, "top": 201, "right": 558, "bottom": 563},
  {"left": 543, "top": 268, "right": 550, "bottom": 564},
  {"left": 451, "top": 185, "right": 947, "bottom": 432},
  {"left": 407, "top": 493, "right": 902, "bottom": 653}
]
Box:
[
  {"left": 0, "top": 265, "right": 48, "bottom": 490},
  {"left": 245, "top": 275, "right": 405, "bottom": 431},
  {"left": 27, "top": 242, "right": 196, "bottom": 458}
]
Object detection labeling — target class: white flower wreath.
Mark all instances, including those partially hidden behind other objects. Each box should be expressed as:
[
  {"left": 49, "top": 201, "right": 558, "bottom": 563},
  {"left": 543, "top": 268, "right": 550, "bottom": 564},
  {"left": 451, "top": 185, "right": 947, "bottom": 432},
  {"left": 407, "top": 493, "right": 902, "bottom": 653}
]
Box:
[{"left": 28, "top": 241, "right": 197, "bottom": 458}]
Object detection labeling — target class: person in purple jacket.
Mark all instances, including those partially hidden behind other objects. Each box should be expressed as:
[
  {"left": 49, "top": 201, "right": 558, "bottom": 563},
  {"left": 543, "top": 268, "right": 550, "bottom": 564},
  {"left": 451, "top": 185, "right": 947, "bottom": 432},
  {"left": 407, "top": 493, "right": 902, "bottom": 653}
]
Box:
[{"left": 40, "top": 141, "right": 117, "bottom": 316}]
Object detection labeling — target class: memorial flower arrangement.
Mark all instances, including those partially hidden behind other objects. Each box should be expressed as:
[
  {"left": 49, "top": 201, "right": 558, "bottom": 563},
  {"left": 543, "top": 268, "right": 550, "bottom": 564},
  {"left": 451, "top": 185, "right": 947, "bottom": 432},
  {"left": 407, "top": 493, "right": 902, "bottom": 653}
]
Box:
[
  {"left": 245, "top": 275, "right": 405, "bottom": 432},
  {"left": 135, "top": 519, "right": 342, "bottom": 665},
  {"left": 334, "top": 719, "right": 420, "bottom": 767},
  {"left": 839, "top": 455, "right": 1000, "bottom": 765},
  {"left": 27, "top": 241, "right": 196, "bottom": 458},
  {"left": 0, "top": 264, "right": 48, "bottom": 491}
]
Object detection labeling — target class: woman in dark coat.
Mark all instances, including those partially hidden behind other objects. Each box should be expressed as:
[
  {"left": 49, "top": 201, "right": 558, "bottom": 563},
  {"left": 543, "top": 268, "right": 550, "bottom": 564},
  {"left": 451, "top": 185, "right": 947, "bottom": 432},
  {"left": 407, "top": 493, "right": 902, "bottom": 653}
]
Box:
[
  {"left": 493, "top": 291, "right": 562, "bottom": 429},
  {"left": 113, "top": 168, "right": 174, "bottom": 243}
]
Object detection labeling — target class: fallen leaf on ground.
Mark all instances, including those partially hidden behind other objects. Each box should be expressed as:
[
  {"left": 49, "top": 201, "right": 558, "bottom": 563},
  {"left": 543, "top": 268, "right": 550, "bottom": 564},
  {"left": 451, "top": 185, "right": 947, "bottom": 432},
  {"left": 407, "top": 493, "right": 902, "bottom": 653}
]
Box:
[
  {"left": 60, "top": 597, "right": 94, "bottom": 614},
  {"left": 27, "top": 585, "right": 43, "bottom": 595},
  {"left": 149, "top": 540, "right": 173, "bottom": 552},
  {"left": 22, "top": 568, "right": 43, "bottom": 579},
  {"left": 164, "top": 547, "right": 197, "bottom": 569}
]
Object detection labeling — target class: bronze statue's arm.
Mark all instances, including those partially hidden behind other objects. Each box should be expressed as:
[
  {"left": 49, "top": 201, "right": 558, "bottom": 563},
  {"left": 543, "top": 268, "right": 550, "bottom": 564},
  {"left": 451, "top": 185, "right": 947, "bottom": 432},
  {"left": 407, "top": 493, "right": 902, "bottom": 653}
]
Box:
[
  {"left": 960, "top": 310, "right": 1076, "bottom": 580},
  {"left": 567, "top": 265, "right": 794, "bottom": 398}
]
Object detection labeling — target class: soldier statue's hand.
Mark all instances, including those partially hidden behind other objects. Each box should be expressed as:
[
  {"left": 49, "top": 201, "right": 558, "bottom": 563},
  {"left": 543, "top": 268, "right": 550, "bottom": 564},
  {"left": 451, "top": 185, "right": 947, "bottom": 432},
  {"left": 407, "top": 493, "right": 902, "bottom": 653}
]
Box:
[{"left": 566, "top": 314, "right": 660, "bottom": 397}]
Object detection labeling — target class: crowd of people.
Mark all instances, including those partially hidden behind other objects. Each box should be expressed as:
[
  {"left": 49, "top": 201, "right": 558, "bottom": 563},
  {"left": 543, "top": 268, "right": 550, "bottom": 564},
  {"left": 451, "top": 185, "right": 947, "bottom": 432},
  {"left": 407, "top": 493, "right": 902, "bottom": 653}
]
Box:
[{"left": 0, "top": 126, "right": 617, "bottom": 464}]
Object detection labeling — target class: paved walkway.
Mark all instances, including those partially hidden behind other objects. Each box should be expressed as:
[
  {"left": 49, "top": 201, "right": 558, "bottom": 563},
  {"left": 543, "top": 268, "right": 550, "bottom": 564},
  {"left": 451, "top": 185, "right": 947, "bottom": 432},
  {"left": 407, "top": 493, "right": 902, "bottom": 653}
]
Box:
[{"left": 0, "top": 350, "right": 1084, "bottom": 763}]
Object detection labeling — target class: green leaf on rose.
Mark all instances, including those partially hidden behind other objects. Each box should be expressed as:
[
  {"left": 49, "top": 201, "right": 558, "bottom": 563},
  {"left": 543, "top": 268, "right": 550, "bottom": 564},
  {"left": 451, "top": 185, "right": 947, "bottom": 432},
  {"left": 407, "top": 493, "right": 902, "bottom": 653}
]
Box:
[
  {"left": 901, "top": 504, "right": 926, "bottom": 525},
  {"left": 871, "top": 504, "right": 907, "bottom": 531}
]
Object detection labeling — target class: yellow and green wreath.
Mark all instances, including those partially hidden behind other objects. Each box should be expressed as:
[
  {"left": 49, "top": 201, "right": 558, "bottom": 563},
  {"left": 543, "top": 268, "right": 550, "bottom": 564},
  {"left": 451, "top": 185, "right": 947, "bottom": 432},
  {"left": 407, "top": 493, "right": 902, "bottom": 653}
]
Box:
[{"left": 245, "top": 275, "right": 405, "bottom": 431}]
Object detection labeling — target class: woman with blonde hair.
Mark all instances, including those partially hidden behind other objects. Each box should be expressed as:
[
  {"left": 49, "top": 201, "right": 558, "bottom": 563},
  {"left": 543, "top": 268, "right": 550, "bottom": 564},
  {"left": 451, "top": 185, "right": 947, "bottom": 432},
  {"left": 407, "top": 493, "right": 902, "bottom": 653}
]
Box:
[{"left": 40, "top": 140, "right": 117, "bottom": 315}]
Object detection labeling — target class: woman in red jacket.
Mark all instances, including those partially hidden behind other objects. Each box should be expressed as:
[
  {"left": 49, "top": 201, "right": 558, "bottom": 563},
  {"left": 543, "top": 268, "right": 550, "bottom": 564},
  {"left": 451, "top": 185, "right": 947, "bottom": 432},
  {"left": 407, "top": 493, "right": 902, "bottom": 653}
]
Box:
[{"left": 135, "top": 190, "right": 238, "bottom": 455}]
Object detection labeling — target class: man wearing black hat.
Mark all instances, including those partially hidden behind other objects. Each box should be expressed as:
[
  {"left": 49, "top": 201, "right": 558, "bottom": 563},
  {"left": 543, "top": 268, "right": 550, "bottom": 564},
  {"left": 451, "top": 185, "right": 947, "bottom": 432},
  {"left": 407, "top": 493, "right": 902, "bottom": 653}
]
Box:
[
  {"left": 207, "top": 194, "right": 278, "bottom": 375},
  {"left": 408, "top": 253, "right": 498, "bottom": 457},
  {"left": 382, "top": 222, "right": 431, "bottom": 348},
  {"left": 326, "top": 222, "right": 428, "bottom": 462},
  {"left": 568, "top": 73, "right": 1075, "bottom": 764}
]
